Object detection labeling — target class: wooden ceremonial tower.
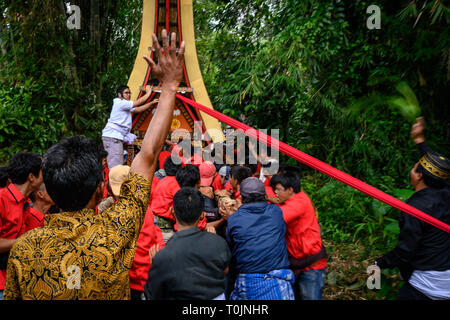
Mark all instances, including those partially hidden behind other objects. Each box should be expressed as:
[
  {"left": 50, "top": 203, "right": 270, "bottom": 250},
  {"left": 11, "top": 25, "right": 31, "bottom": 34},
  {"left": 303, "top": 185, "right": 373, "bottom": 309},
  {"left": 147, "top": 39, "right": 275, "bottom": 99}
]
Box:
[{"left": 126, "top": 0, "right": 223, "bottom": 164}]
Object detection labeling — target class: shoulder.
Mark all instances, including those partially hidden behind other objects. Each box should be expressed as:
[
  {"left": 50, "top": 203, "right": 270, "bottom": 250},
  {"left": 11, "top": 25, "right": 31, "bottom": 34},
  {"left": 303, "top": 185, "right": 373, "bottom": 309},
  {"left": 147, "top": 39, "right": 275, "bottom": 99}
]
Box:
[
  {"left": 10, "top": 227, "right": 45, "bottom": 256},
  {"left": 121, "top": 172, "right": 152, "bottom": 194},
  {"left": 202, "top": 230, "right": 228, "bottom": 245},
  {"left": 114, "top": 98, "right": 133, "bottom": 110}
]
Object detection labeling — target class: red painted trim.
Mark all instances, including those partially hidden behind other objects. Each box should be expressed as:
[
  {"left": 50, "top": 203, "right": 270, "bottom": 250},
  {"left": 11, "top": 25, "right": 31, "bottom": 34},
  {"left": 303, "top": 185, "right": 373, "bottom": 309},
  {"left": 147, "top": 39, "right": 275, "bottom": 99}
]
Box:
[{"left": 165, "top": 0, "right": 170, "bottom": 32}]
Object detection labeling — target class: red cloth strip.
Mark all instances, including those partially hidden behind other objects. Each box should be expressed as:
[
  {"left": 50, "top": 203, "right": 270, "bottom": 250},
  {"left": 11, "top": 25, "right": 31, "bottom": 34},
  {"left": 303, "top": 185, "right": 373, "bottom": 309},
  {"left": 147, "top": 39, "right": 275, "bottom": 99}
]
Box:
[{"left": 176, "top": 94, "right": 450, "bottom": 233}]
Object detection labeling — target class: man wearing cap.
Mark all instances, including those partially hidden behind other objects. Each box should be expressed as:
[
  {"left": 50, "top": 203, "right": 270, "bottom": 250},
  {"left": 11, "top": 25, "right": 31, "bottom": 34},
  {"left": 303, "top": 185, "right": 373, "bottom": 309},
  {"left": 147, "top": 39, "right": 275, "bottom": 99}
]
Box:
[
  {"left": 222, "top": 177, "right": 294, "bottom": 300},
  {"left": 375, "top": 117, "right": 450, "bottom": 300}
]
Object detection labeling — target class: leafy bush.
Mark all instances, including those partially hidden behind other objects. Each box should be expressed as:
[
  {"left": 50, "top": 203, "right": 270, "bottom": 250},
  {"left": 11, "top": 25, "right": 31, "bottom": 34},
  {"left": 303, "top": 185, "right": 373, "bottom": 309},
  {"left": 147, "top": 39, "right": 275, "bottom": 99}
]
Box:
[{"left": 0, "top": 79, "right": 66, "bottom": 163}]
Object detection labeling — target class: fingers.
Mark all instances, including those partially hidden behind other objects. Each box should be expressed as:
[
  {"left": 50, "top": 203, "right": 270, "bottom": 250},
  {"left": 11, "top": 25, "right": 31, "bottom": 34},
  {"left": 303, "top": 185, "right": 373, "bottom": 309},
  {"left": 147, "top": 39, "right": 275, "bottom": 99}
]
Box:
[
  {"left": 151, "top": 34, "right": 161, "bottom": 58},
  {"left": 169, "top": 32, "right": 177, "bottom": 56},
  {"left": 143, "top": 55, "right": 157, "bottom": 69},
  {"left": 178, "top": 40, "right": 185, "bottom": 60},
  {"left": 161, "top": 29, "right": 169, "bottom": 53}
]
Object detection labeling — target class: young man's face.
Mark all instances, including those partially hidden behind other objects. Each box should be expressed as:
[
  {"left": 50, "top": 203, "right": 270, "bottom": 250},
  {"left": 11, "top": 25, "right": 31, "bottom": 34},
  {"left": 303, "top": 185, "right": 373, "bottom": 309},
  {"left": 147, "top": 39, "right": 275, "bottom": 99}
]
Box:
[
  {"left": 229, "top": 176, "right": 238, "bottom": 189},
  {"left": 120, "top": 88, "right": 132, "bottom": 101},
  {"left": 274, "top": 183, "right": 294, "bottom": 204}
]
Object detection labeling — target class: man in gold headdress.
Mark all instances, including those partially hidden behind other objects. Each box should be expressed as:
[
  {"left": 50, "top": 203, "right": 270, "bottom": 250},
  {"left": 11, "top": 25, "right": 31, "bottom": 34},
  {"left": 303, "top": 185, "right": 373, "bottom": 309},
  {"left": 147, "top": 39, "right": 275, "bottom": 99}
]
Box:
[{"left": 375, "top": 117, "right": 450, "bottom": 300}]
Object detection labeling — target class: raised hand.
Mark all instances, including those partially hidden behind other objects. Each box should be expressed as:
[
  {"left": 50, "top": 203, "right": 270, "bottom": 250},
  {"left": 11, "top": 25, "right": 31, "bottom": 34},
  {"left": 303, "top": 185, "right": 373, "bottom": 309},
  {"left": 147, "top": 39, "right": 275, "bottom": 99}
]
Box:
[
  {"left": 143, "top": 30, "right": 185, "bottom": 89},
  {"left": 411, "top": 117, "right": 425, "bottom": 144}
]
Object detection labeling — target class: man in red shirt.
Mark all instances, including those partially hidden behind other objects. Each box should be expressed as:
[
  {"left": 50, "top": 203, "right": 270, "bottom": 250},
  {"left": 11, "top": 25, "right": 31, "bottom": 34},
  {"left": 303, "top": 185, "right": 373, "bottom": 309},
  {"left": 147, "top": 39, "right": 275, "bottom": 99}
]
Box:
[
  {"left": 271, "top": 168, "right": 327, "bottom": 300},
  {"left": 151, "top": 156, "right": 182, "bottom": 243},
  {"left": 0, "top": 152, "right": 42, "bottom": 298},
  {"left": 222, "top": 165, "right": 252, "bottom": 201}
]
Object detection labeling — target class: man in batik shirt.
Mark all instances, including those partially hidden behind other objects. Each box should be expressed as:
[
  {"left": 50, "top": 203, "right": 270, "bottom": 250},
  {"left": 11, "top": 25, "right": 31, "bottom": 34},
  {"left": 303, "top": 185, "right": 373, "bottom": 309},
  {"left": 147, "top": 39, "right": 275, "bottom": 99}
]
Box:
[{"left": 3, "top": 30, "right": 185, "bottom": 300}]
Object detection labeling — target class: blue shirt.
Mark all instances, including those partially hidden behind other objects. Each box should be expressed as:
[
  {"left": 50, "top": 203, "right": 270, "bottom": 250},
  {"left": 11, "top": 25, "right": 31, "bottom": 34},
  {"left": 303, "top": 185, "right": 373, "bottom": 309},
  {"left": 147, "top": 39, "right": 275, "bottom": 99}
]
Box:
[{"left": 226, "top": 201, "right": 290, "bottom": 274}]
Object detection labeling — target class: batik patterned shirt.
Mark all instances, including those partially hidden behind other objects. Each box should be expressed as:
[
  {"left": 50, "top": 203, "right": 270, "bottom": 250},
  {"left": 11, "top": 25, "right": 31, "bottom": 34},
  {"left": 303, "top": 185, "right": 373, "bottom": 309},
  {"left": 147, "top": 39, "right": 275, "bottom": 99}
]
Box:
[{"left": 3, "top": 172, "right": 151, "bottom": 300}]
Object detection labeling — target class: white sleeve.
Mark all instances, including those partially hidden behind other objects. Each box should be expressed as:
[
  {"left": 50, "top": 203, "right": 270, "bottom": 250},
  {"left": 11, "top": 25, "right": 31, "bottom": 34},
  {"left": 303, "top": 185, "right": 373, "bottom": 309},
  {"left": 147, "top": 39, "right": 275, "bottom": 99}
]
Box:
[{"left": 119, "top": 100, "right": 134, "bottom": 112}]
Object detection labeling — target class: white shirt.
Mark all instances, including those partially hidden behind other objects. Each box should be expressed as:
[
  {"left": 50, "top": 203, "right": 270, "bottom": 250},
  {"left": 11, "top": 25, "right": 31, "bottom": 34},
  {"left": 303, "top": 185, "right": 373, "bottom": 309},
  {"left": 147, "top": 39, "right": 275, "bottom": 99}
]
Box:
[
  {"left": 409, "top": 269, "right": 450, "bottom": 300},
  {"left": 102, "top": 98, "right": 135, "bottom": 140}
]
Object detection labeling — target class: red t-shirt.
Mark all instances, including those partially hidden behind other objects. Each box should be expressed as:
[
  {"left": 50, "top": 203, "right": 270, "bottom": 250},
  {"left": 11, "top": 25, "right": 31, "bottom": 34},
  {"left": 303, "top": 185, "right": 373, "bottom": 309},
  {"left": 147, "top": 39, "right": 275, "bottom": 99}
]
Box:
[
  {"left": 278, "top": 192, "right": 326, "bottom": 271},
  {"left": 224, "top": 181, "right": 240, "bottom": 200},
  {"left": 150, "top": 176, "right": 180, "bottom": 222},
  {"left": 20, "top": 207, "right": 45, "bottom": 236},
  {"left": 129, "top": 205, "right": 165, "bottom": 292},
  {"left": 158, "top": 150, "right": 171, "bottom": 169},
  {"left": 265, "top": 185, "right": 276, "bottom": 198},
  {"left": 211, "top": 174, "right": 223, "bottom": 191},
  {"left": 102, "top": 166, "right": 110, "bottom": 200},
  {"left": 0, "top": 184, "right": 30, "bottom": 289}
]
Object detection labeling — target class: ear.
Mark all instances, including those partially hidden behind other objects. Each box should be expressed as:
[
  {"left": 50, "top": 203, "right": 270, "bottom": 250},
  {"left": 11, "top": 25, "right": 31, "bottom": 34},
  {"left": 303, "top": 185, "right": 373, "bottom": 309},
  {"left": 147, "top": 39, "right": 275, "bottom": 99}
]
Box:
[
  {"left": 28, "top": 172, "right": 36, "bottom": 183},
  {"left": 169, "top": 206, "right": 174, "bottom": 216},
  {"left": 416, "top": 171, "right": 423, "bottom": 181},
  {"left": 36, "top": 190, "right": 45, "bottom": 200}
]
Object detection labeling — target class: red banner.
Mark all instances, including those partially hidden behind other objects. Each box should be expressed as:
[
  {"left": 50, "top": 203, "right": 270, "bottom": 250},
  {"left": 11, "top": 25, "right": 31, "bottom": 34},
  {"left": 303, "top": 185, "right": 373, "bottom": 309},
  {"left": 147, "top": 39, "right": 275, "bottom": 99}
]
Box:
[{"left": 176, "top": 94, "right": 450, "bottom": 233}]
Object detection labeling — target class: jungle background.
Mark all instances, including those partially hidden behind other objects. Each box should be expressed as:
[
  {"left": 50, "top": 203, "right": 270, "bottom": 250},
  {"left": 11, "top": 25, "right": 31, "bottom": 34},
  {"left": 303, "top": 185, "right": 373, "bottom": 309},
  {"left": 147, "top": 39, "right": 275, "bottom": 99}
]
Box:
[{"left": 0, "top": 0, "right": 448, "bottom": 299}]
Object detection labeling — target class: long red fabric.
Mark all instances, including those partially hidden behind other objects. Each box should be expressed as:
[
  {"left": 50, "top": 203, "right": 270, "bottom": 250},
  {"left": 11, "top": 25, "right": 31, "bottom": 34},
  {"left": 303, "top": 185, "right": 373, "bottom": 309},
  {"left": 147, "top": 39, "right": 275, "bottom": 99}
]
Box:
[{"left": 176, "top": 94, "right": 450, "bottom": 233}]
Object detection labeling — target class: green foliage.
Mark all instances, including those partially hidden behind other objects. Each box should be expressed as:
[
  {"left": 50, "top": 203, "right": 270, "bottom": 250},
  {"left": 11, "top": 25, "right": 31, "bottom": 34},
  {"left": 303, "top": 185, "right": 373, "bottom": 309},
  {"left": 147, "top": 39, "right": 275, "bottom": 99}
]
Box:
[
  {"left": 0, "top": 79, "right": 66, "bottom": 163},
  {"left": 0, "top": 0, "right": 143, "bottom": 163}
]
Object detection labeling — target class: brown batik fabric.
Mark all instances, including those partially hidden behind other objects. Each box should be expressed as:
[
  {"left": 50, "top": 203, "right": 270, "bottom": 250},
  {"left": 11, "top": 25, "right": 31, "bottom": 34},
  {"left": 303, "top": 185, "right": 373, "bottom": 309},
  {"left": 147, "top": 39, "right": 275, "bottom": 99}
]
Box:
[{"left": 3, "top": 172, "right": 151, "bottom": 300}]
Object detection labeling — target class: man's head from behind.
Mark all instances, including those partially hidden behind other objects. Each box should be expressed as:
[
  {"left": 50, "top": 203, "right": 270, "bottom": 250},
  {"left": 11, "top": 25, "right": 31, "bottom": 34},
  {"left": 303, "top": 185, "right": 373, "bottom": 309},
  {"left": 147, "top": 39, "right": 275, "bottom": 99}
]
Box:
[
  {"left": 7, "top": 152, "right": 43, "bottom": 192},
  {"left": 116, "top": 85, "right": 131, "bottom": 100},
  {"left": 173, "top": 187, "right": 204, "bottom": 226},
  {"left": 240, "top": 177, "right": 266, "bottom": 204},
  {"left": 176, "top": 164, "right": 200, "bottom": 188},
  {"left": 229, "top": 165, "right": 252, "bottom": 190},
  {"left": 43, "top": 136, "right": 103, "bottom": 211},
  {"left": 164, "top": 156, "right": 182, "bottom": 176},
  {"left": 0, "top": 166, "right": 11, "bottom": 188}
]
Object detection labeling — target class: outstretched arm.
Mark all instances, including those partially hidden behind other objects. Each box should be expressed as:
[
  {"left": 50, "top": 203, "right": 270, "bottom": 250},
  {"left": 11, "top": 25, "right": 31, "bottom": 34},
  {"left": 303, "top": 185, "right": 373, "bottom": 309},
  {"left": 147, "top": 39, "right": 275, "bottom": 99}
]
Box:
[
  {"left": 132, "top": 85, "right": 153, "bottom": 107},
  {"left": 132, "top": 99, "right": 159, "bottom": 113},
  {"left": 130, "top": 30, "right": 185, "bottom": 181}
]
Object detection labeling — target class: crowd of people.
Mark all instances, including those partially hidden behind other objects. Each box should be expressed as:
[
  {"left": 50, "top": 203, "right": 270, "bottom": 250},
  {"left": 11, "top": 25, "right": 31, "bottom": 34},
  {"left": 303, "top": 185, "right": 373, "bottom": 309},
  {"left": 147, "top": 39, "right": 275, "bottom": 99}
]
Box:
[{"left": 0, "top": 30, "right": 448, "bottom": 301}]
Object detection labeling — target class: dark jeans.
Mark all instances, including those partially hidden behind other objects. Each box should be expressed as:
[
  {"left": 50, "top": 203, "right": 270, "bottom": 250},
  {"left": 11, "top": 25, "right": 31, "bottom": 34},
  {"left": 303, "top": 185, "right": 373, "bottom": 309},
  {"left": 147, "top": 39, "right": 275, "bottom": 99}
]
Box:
[
  {"left": 397, "top": 282, "right": 431, "bottom": 300},
  {"left": 294, "top": 268, "right": 326, "bottom": 300}
]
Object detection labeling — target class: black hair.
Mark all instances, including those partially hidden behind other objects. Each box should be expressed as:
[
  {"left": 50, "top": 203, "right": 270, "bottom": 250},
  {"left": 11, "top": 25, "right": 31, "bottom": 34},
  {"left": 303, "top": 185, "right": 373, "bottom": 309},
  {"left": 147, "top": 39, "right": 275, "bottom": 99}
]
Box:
[
  {"left": 43, "top": 136, "right": 103, "bottom": 211},
  {"left": 173, "top": 187, "right": 204, "bottom": 224},
  {"left": 241, "top": 193, "right": 267, "bottom": 204},
  {"left": 244, "top": 155, "right": 258, "bottom": 175},
  {"left": 416, "top": 163, "right": 448, "bottom": 189},
  {"left": 176, "top": 164, "right": 200, "bottom": 188},
  {"left": 164, "top": 156, "right": 182, "bottom": 176},
  {"left": 270, "top": 171, "right": 301, "bottom": 193},
  {"left": 99, "top": 146, "right": 108, "bottom": 160},
  {"left": 116, "top": 85, "right": 129, "bottom": 97},
  {"left": 7, "top": 152, "right": 42, "bottom": 185},
  {"left": 279, "top": 165, "right": 302, "bottom": 179},
  {"left": 0, "top": 166, "right": 9, "bottom": 187},
  {"left": 229, "top": 165, "right": 252, "bottom": 184}
]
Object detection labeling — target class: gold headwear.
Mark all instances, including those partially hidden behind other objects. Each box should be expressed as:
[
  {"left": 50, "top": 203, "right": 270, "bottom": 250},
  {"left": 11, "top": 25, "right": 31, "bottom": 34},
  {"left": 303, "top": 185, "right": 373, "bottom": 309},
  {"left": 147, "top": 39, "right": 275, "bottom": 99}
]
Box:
[{"left": 418, "top": 152, "right": 450, "bottom": 180}]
